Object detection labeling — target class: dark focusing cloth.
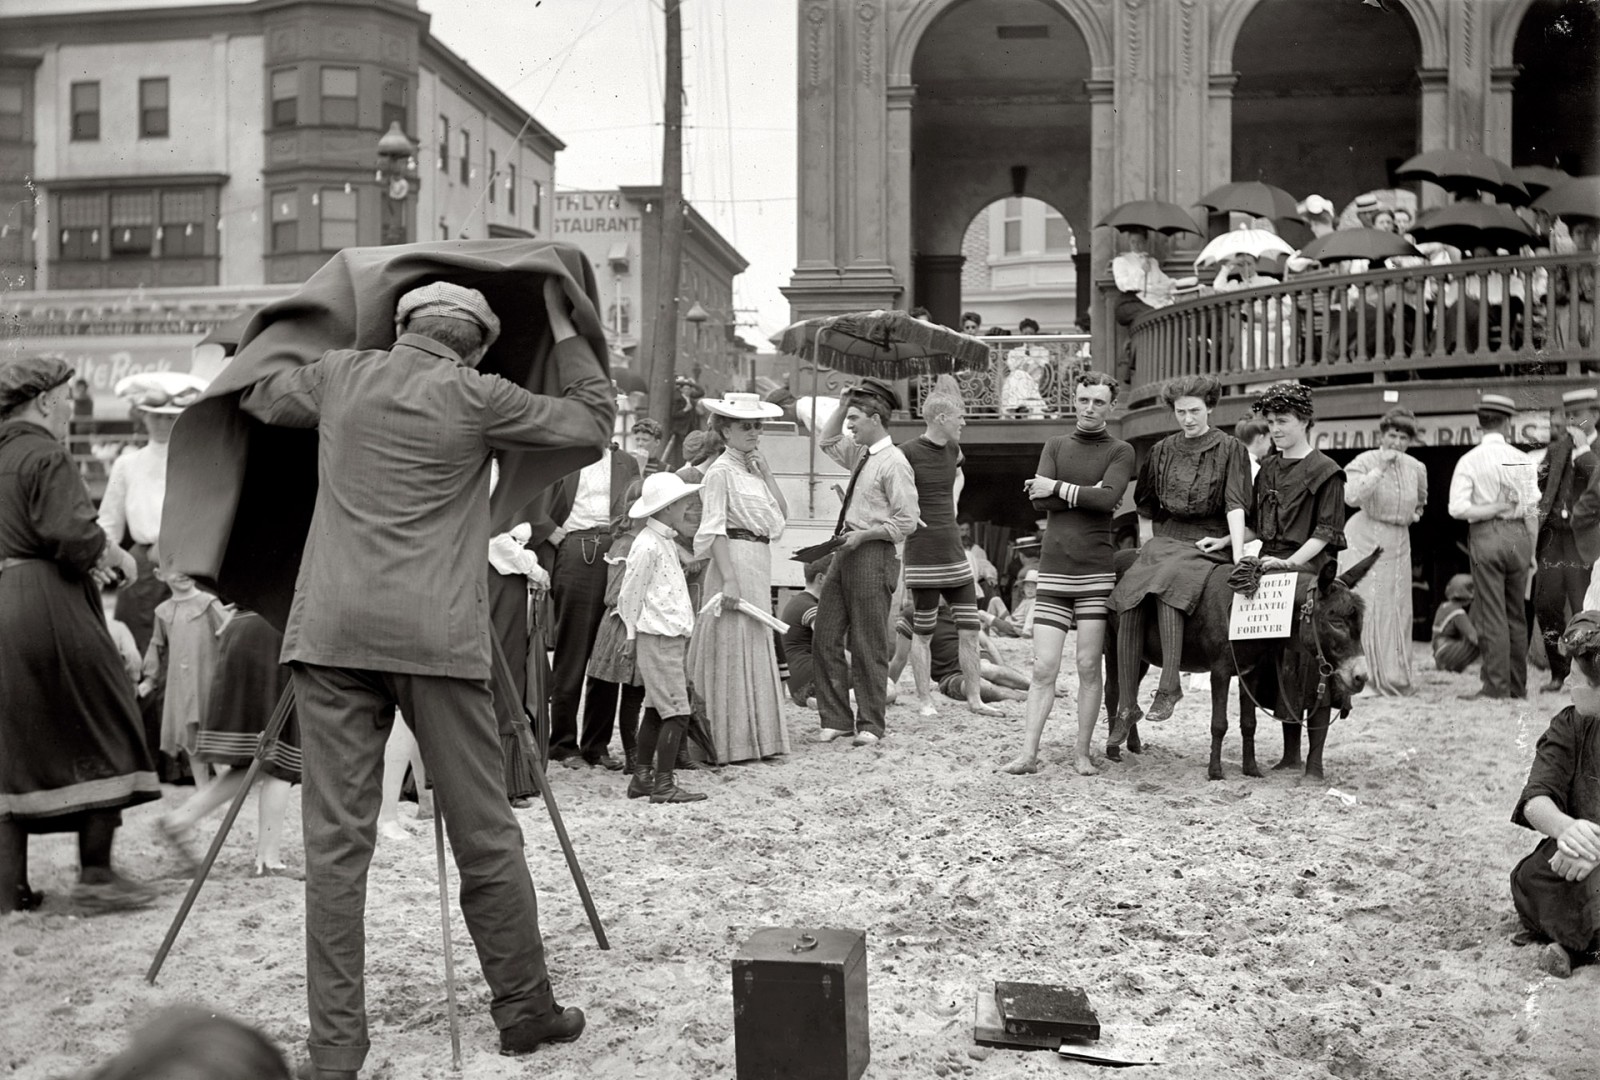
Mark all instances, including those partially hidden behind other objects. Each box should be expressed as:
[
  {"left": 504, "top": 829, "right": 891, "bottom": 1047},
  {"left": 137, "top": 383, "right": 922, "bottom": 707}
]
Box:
[
  {"left": 1111, "top": 428, "right": 1253, "bottom": 615},
  {"left": 0, "top": 421, "right": 159, "bottom": 826},
  {"left": 1511, "top": 706, "right": 1600, "bottom": 953}
]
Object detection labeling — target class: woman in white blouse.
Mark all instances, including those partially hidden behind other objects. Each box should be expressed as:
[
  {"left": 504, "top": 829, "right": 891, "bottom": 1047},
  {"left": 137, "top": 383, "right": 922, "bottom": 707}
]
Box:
[{"left": 687, "top": 393, "right": 791, "bottom": 762}]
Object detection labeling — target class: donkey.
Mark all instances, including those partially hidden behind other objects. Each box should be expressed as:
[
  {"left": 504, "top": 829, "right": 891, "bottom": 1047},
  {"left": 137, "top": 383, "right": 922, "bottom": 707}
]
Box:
[{"left": 1102, "top": 548, "right": 1380, "bottom": 781}]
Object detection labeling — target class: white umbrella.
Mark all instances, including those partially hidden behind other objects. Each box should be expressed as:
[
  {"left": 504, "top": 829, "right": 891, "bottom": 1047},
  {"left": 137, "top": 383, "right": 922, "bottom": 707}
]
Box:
[{"left": 1194, "top": 229, "right": 1296, "bottom": 267}]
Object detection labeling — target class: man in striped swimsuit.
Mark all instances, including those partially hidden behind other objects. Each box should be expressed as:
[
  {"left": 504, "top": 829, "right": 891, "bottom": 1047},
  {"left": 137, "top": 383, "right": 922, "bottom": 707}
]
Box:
[
  {"left": 1004, "top": 372, "right": 1135, "bottom": 776},
  {"left": 899, "top": 389, "right": 1000, "bottom": 717}
]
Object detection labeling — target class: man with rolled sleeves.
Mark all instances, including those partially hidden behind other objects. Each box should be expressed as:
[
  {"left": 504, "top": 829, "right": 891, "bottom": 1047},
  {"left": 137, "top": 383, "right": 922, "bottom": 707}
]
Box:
[
  {"left": 238, "top": 280, "right": 608, "bottom": 1075},
  {"left": 1448, "top": 393, "right": 1541, "bottom": 701},
  {"left": 1534, "top": 387, "right": 1600, "bottom": 692},
  {"left": 814, "top": 378, "right": 921, "bottom": 745}
]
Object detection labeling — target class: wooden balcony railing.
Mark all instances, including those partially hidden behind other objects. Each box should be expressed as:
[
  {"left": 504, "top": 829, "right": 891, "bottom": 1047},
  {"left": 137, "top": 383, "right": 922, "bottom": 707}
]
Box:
[
  {"left": 910, "top": 334, "right": 1093, "bottom": 419},
  {"left": 1125, "top": 251, "right": 1599, "bottom": 404}
]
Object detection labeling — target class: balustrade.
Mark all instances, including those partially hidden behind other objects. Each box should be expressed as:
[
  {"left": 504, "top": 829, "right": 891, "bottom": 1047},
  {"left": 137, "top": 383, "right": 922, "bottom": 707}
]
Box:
[{"left": 1125, "top": 252, "right": 1599, "bottom": 403}]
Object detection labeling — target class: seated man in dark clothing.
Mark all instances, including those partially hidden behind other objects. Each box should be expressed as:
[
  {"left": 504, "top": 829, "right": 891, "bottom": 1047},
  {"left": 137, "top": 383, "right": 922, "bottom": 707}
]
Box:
[
  {"left": 889, "top": 601, "right": 1028, "bottom": 705},
  {"left": 1510, "top": 611, "right": 1600, "bottom": 979},
  {"left": 780, "top": 555, "right": 831, "bottom": 706}
]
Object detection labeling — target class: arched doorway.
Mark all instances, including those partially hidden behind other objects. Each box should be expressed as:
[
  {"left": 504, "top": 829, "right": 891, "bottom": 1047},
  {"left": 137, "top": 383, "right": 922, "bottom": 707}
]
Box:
[
  {"left": 958, "top": 196, "right": 1078, "bottom": 334},
  {"left": 1231, "top": 0, "right": 1421, "bottom": 209},
  {"left": 909, "top": 0, "right": 1093, "bottom": 329},
  {"left": 1511, "top": 0, "right": 1600, "bottom": 175}
]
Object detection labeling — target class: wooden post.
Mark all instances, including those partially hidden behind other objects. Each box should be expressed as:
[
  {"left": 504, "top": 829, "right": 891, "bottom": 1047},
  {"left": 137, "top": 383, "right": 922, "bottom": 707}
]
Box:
[{"left": 649, "top": 0, "right": 686, "bottom": 430}]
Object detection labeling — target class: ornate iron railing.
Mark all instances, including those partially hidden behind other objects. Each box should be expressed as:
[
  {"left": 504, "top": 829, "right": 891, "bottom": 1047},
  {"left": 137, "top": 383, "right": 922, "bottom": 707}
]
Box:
[
  {"left": 910, "top": 334, "right": 1093, "bottom": 419},
  {"left": 1125, "top": 251, "right": 1599, "bottom": 403}
]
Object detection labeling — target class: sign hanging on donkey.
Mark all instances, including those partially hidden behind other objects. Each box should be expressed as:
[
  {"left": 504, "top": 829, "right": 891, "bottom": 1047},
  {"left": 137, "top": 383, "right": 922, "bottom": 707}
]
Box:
[{"left": 1228, "top": 572, "right": 1297, "bottom": 639}]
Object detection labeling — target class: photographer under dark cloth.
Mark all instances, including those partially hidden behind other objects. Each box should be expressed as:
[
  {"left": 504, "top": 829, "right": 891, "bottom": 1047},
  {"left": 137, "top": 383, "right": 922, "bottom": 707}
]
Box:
[{"left": 237, "top": 280, "right": 612, "bottom": 1075}]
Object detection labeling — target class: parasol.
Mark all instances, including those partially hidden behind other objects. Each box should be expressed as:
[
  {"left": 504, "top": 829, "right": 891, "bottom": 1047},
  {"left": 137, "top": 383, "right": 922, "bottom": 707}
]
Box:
[
  {"left": 1197, "top": 181, "right": 1304, "bottom": 224},
  {"left": 1394, "top": 149, "right": 1527, "bottom": 204},
  {"left": 775, "top": 309, "right": 991, "bottom": 378},
  {"left": 1533, "top": 176, "right": 1600, "bottom": 224},
  {"left": 1514, "top": 165, "right": 1572, "bottom": 198},
  {"left": 1097, "top": 200, "right": 1202, "bottom": 235},
  {"left": 1298, "top": 228, "right": 1422, "bottom": 265},
  {"left": 1409, "top": 203, "right": 1535, "bottom": 251},
  {"left": 1195, "top": 229, "right": 1296, "bottom": 266}
]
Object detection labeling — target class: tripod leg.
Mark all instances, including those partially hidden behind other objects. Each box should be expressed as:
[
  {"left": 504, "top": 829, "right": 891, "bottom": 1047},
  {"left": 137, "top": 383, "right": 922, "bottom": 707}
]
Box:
[
  {"left": 146, "top": 686, "right": 294, "bottom": 984},
  {"left": 433, "top": 806, "right": 463, "bottom": 1071},
  {"left": 489, "top": 636, "right": 609, "bottom": 950}
]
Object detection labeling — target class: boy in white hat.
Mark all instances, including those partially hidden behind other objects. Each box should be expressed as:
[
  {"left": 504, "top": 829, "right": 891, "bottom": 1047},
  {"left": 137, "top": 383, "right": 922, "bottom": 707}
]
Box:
[{"left": 617, "top": 472, "right": 708, "bottom": 803}]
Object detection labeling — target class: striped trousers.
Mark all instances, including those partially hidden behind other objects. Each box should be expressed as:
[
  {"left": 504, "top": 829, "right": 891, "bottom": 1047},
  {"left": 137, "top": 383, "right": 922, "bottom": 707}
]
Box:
[{"left": 814, "top": 539, "right": 899, "bottom": 737}]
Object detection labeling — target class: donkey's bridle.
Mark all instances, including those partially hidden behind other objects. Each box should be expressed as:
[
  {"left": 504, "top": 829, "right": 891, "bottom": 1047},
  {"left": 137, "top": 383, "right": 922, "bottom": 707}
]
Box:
[{"left": 1228, "top": 588, "right": 1340, "bottom": 728}]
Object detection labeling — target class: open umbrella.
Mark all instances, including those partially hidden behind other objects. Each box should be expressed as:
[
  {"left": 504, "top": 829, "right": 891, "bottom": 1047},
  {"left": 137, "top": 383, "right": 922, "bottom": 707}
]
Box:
[
  {"left": 1409, "top": 203, "right": 1535, "bottom": 251},
  {"left": 1534, "top": 176, "right": 1600, "bottom": 224},
  {"left": 1197, "top": 181, "right": 1304, "bottom": 224},
  {"left": 1298, "top": 228, "right": 1422, "bottom": 265},
  {"left": 1097, "top": 200, "right": 1202, "bottom": 235},
  {"left": 1514, "top": 165, "right": 1572, "bottom": 198},
  {"left": 775, "top": 309, "right": 990, "bottom": 378},
  {"left": 1395, "top": 149, "right": 1527, "bottom": 204},
  {"left": 1195, "top": 228, "right": 1296, "bottom": 266}
]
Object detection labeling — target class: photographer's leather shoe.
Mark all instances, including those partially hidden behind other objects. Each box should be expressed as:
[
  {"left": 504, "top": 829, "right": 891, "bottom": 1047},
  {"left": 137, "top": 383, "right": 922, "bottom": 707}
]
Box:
[{"left": 500, "top": 1005, "right": 586, "bottom": 1055}]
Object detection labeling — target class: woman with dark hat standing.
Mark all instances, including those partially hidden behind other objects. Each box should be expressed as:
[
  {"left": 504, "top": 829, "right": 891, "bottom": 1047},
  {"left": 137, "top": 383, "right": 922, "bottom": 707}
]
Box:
[
  {"left": 0, "top": 357, "right": 161, "bottom": 914},
  {"left": 1509, "top": 610, "right": 1600, "bottom": 979},
  {"left": 1109, "top": 374, "right": 1253, "bottom": 742}
]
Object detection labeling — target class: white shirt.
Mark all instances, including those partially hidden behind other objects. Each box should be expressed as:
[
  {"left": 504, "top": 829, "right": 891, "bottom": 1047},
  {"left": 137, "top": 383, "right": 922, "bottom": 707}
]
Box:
[
  {"left": 1447, "top": 432, "right": 1539, "bottom": 522},
  {"left": 562, "top": 455, "right": 612, "bottom": 532},
  {"left": 618, "top": 519, "right": 695, "bottom": 640},
  {"left": 1111, "top": 252, "right": 1175, "bottom": 308},
  {"left": 98, "top": 441, "right": 168, "bottom": 546}
]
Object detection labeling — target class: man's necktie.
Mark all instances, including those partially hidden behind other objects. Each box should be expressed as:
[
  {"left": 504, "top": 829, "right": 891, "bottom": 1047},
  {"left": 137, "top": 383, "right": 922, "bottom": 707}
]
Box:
[{"left": 833, "top": 452, "right": 870, "bottom": 537}]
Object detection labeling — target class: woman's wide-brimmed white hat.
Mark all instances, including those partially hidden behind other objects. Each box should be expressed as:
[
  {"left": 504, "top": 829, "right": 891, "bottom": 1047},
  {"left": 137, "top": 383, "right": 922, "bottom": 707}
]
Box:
[
  {"left": 702, "top": 391, "right": 783, "bottom": 420},
  {"left": 629, "top": 471, "right": 704, "bottom": 519},
  {"left": 113, "top": 371, "right": 209, "bottom": 414}
]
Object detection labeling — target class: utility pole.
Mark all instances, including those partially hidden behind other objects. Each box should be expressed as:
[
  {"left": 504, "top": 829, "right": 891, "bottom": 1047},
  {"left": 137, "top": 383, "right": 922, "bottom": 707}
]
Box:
[{"left": 649, "top": 0, "right": 686, "bottom": 430}]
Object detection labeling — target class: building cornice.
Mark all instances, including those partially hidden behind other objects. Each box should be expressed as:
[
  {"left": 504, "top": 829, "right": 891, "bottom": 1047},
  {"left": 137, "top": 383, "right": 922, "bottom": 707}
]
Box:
[
  {"left": 420, "top": 36, "right": 565, "bottom": 161},
  {"left": 37, "top": 172, "right": 229, "bottom": 190},
  {"left": 0, "top": 0, "right": 426, "bottom": 46},
  {"left": 619, "top": 184, "right": 749, "bottom": 277}
]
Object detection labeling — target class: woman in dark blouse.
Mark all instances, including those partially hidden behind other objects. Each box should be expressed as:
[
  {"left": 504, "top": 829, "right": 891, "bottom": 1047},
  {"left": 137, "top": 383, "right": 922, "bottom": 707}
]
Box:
[
  {"left": 1110, "top": 375, "right": 1253, "bottom": 736},
  {"left": 0, "top": 358, "right": 158, "bottom": 915},
  {"left": 1245, "top": 382, "right": 1347, "bottom": 575},
  {"left": 1511, "top": 610, "right": 1600, "bottom": 978}
]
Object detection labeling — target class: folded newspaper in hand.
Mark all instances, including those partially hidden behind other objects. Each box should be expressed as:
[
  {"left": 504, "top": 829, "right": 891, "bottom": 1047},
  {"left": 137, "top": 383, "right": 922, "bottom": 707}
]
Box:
[{"left": 699, "top": 593, "right": 790, "bottom": 634}]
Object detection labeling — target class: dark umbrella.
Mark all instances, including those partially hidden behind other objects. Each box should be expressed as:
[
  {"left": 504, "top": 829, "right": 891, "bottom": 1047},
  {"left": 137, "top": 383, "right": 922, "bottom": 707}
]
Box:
[
  {"left": 1097, "top": 200, "right": 1202, "bottom": 235},
  {"left": 1409, "top": 203, "right": 1535, "bottom": 251},
  {"left": 611, "top": 365, "right": 648, "bottom": 395},
  {"left": 774, "top": 309, "right": 990, "bottom": 378},
  {"left": 1298, "top": 228, "right": 1422, "bottom": 264},
  {"left": 1534, "top": 176, "right": 1600, "bottom": 223},
  {"left": 1197, "top": 181, "right": 1304, "bottom": 224},
  {"left": 1514, "top": 165, "right": 1572, "bottom": 198},
  {"left": 1395, "top": 149, "right": 1528, "bottom": 204}
]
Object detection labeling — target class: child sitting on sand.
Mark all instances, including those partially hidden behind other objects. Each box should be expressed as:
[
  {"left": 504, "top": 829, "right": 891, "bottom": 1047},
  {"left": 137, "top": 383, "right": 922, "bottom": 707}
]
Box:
[{"left": 1431, "top": 574, "right": 1480, "bottom": 673}]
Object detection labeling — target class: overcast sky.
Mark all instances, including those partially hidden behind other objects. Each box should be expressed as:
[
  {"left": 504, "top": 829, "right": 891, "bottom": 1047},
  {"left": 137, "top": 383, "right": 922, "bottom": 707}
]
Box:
[{"left": 428, "top": 0, "right": 798, "bottom": 348}]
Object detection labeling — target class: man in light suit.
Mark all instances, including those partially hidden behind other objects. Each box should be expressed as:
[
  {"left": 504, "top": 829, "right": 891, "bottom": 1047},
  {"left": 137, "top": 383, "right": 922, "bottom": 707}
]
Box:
[
  {"left": 547, "top": 444, "right": 641, "bottom": 766},
  {"left": 239, "top": 279, "right": 611, "bottom": 1076}
]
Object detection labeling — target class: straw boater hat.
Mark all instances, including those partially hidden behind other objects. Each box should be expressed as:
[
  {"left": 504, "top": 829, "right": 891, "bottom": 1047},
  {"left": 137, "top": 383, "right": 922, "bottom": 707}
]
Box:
[
  {"left": 113, "top": 371, "right": 209, "bottom": 415},
  {"left": 629, "top": 471, "right": 703, "bottom": 519},
  {"left": 702, "top": 391, "right": 783, "bottom": 420},
  {"left": 1561, "top": 387, "right": 1599, "bottom": 409},
  {"left": 1478, "top": 393, "right": 1517, "bottom": 417},
  {"left": 394, "top": 282, "right": 501, "bottom": 353}
]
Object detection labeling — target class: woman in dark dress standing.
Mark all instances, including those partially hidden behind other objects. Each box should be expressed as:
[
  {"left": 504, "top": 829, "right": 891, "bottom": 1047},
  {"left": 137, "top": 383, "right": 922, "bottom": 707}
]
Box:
[
  {"left": 0, "top": 357, "right": 160, "bottom": 914},
  {"left": 1109, "top": 375, "right": 1253, "bottom": 743},
  {"left": 1243, "top": 381, "right": 1348, "bottom": 773}
]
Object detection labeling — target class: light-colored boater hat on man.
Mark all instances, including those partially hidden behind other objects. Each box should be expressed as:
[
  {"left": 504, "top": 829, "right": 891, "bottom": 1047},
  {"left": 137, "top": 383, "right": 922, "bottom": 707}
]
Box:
[
  {"left": 1478, "top": 393, "right": 1517, "bottom": 417},
  {"left": 629, "top": 471, "right": 703, "bottom": 519},
  {"left": 1561, "top": 387, "right": 1599, "bottom": 408},
  {"left": 702, "top": 391, "right": 783, "bottom": 420},
  {"left": 114, "top": 371, "right": 210, "bottom": 414},
  {"left": 394, "top": 282, "right": 501, "bottom": 353}
]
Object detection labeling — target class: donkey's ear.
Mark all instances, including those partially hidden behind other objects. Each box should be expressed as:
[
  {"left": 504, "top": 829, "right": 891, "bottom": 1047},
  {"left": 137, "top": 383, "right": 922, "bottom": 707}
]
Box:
[
  {"left": 1336, "top": 546, "right": 1382, "bottom": 590},
  {"left": 1317, "top": 557, "right": 1340, "bottom": 594}
]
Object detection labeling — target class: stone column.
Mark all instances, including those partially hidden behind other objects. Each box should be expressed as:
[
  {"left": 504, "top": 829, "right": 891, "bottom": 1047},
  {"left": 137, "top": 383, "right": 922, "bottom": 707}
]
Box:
[
  {"left": 789, "top": 1, "right": 837, "bottom": 287},
  {"left": 1485, "top": 65, "right": 1518, "bottom": 163},
  {"left": 1113, "top": 0, "right": 1155, "bottom": 204},
  {"left": 1159, "top": 0, "right": 1210, "bottom": 209},
  {"left": 886, "top": 83, "right": 915, "bottom": 302},
  {"left": 1204, "top": 73, "right": 1237, "bottom": 198},
  {"left": 840, "top": 0, "right": 900, "bottom": 297},
  {"left": 1087, "top": 76, "right": 1118, "bottom": 370},
  {"left": 912, "top": 254, "right": 964, "bottom": 328},
  {"left": 1446, "top": 0, "right": 1490, "bottom": 152},
  {"left": 1416, "top": 67, "right": 1450, "bottom": 209}
]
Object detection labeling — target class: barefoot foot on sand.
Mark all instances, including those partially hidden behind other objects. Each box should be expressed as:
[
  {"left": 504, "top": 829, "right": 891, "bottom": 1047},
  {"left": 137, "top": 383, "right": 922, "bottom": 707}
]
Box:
[
  {"left": 1001, "top": 756, "right": 1040, "bottom": 775},
  {"left": 378, "top": 820, "right": 412, "bottom": 842},
  {"left": 917, "top": 698, "right": 938, "bottom": 718},
  {"left": 1073, "top": 756, "right": 1100, "bottom": 776},
  {"left": 968, "top": 701, "right": 1004, "bottom": 717}
]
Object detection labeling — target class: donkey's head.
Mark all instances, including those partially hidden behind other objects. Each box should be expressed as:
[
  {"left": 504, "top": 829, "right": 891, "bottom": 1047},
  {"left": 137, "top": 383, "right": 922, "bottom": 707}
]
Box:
[{"left": 1299, "top": 548, "right": 1379, "bottom": 707}]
